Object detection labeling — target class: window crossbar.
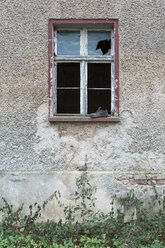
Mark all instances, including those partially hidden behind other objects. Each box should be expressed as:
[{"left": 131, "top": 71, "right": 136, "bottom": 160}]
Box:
[
  {"left": 57, "top": 87, "right": 111, "bottom": 90},
  {"left": 55, "top": 56, "right": 114, "bottom": 62},
  {"left": 88, "top": 88, "right": 111, "bottom": 90},
  {"left": 57, "top": 87, "right": 80, "bottom": 89}
]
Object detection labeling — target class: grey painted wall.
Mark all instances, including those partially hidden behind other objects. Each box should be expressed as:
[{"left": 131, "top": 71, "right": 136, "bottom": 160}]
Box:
[{"left": 0, "top": 0, "right": 165, "bottom": 218}]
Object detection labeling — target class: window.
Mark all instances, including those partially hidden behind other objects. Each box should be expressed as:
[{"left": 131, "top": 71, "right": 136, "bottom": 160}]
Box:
[{"left": 48, "top": 20, "right": 119, "bottom": 122}]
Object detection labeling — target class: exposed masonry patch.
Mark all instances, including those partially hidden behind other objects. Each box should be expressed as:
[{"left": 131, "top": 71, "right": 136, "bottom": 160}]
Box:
[
  {"left": 115, "top": 175, "right": 165, "bottom": 186},
  {"left": 34, "top": 104, "right": 165, "bottom": 173}
]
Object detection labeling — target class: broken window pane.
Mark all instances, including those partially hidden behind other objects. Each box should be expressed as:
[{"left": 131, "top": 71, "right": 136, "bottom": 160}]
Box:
[
  {"left": 57, "top": 63, "right": 80, "bottom": 87},
  {"left": 88, "top": 63, "right": 111, "bottom": 88},
  {"left": 88, "top": 90, "right": 111, "bottom": 114},
  {"left": 88, "top": 31, "right": 111, "bottom": 56},
  {"left": 57, "top": 31, "right": 80, "bottom": 55},
  {"left": 57, "top": 89, "right": 80, "bottom": 114}
]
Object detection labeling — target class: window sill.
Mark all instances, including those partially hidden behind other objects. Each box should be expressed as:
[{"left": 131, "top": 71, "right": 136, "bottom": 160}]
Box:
[{"left": 48, "top": 116, "right": 120, "bottom": 123}]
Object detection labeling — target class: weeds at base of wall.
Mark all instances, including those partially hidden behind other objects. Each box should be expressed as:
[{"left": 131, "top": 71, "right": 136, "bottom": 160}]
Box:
[{"left": 0, "top": 166, "right": 165, "bottom": 247}]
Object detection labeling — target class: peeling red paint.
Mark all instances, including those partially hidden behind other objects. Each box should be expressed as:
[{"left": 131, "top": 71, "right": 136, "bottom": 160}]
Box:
[
  {"left": 48, "top": 20, "right": 53, "bottom": 117},
  {"left": 49, "top": 19, "right": 118, "bottom": 24},
  {"left": 114, "top": 20, "right": 119, "bottom": 116}
]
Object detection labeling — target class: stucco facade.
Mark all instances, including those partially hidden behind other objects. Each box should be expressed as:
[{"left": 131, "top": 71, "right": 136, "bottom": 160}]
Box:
[{"left": 0, "top": 0, "right": 165, "bottom": 219}]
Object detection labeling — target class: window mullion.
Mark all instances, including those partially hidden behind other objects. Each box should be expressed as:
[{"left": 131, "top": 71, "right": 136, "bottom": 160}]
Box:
[
  {"left": 84, "top": 61, "right": 88, "bottom": 115},
  {"left": 80, "top": 29, "right": 88, "bottom": 115},
  {"left": 80, "top": 29, "right": 87, "bottom": 56},
  {"left": 80, "top": 61, "right": 86, "bottom": 115}
]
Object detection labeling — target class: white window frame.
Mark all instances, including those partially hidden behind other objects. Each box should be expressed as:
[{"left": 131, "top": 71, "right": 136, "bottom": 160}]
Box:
[{"left": 53, "top": 28, "right": 115, "bottom": 116}]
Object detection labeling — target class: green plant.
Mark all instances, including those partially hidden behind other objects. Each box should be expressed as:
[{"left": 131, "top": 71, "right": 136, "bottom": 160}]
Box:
[
  {"left": 79, "top": 234, "right": 109, "bottom": 248},
  {"left": 45, "top": 160, "right": 97, "bottom": 223},
  {"left": 73, "top": 161, "right": 97, "bottom": 221},
  {"left": 0, "top": 197, "right": 42, "bottom": 231},
  {"left": 0, "top": 166, "right": 165, "bottom": 248}
]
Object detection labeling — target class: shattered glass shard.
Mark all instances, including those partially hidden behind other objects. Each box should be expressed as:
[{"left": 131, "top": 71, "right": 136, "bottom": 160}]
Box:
[{"left": 96, "top": 40, "right": 111, "bottom": 55}]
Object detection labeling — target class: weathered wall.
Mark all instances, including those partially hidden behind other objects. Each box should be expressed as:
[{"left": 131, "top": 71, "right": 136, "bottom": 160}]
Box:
[{"left": 0, "top": 0, "right": 165, "bottom": 218}]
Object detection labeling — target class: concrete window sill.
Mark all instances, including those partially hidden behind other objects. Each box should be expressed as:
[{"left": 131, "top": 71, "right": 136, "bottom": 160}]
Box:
[{"left": 48, "top": 116, "right": 120, "bottom": 122}]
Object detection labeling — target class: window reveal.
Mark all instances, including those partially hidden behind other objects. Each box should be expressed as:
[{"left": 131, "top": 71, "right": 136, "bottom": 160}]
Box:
[{"left": 49, "top": 20, "right": 119, "bottom": 121}]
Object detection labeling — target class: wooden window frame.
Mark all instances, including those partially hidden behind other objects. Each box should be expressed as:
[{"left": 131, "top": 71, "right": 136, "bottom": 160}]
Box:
[{"left": 48, "top": 19, "right": 119, "bottom": 122}]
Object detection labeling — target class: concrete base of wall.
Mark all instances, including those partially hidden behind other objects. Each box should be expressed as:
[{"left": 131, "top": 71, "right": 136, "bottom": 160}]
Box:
[{"left": 0, "top": 171, "right": 165, "bottom": 221}]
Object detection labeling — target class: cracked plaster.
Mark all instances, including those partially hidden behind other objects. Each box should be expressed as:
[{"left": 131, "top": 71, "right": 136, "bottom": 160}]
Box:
[{"left": 34, "top": 103, "right": 165, "bottom": 174}]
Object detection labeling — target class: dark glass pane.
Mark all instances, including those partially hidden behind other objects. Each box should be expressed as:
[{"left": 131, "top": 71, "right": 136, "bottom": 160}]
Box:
[
  {"left": 88, "top": 90, "right": 111, "bottom": 114},
  {"left": 57, "top": 31, "right": 80, "bottom": 55},
  {"left": 88, "top": 63, "right": 111, "bottom": 88},
  {"left": 57, "top": 89, "right": 80, "bottom": 114},
  {"left": 57, "top": 63, "right": 80, "bottom": 87}
]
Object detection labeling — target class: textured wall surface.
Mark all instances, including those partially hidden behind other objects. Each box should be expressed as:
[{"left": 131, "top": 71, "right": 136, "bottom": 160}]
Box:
[{"left": 0, "top": 0, "right": 165, "bottom": 217}]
